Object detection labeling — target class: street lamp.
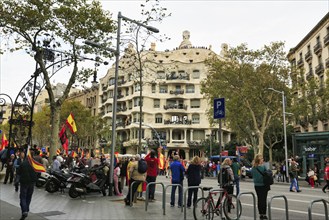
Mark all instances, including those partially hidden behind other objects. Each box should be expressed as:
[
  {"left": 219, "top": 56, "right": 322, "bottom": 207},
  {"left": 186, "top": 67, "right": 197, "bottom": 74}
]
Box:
[
  {"left": 85, "top": 11, "right": 159, "bottom": 196},
  {"left": 206, "top": 133, "right": 215, "bottom": 158},
  {"left": 268, "top": 87, "right": 289, "bottom": 182},
  {"left": 133, "top": 122, "right": 161, "bottom": 148}
]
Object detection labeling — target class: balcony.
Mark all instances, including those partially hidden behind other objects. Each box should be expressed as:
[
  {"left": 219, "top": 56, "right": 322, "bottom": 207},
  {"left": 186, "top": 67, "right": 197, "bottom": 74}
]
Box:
[
  {"left": 306, "top": 68, "right": 313, "bottom": 80},
  {"left": 170, "top": 89, "right": 184, "bottom": 95},
  {"left": 116, "top": 107, "right": 127, "bottom": 112},
  {"left": 117, "top": 94, "right": 124, "bottom": 99},
  {"left": 315, "top": 63, "right": 324, "bottom": 75},
  {"left": 164, "top": 119, "right": 192, "bottom": 125},
  {"left": 102, "top": 84, "right": 108, "bottom": 91},
  {"left": 304, "top": 51, "right": 312, "bottom": 63},
  {"left": 326, "top": 57, "right": 329, "bottom": 68},
  {"left": 164, "top": 104, "right": 188, "bottom": 110},
  {"left": 117, "top": 80, "right": 127, "bottom": 86},
  {"left": 324, "top": 33, "right": 329, "bottom": 46},
  {"left": 313, "top": 42, "right": 322, "bottom": 55},
  {"left": 297, "top": 58, "right": 304, "bottom": 68},
  {"left": 166, "top": 74, "right": 190, "bottom": 81}
]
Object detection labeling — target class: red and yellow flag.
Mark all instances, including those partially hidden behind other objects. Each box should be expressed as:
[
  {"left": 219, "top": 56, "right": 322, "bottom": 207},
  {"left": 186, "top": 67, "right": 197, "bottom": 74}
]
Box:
[
  {"left": 27, "top": 146, "right": 46, "bottom": 173},
  {"left": 158, "top": 152, "right": 165, "bottom": 169},
  {"left": 1, "top": 132, "right": 8, "bottom": 149},
  {"left": 66, "top": 113, "right": 77, "bottom": 133}
]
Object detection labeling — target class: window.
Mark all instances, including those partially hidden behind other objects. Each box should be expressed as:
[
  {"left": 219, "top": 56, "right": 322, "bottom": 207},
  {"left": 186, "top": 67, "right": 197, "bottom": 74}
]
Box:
[
  {"left": 134, "top": 83, "right": 140, "bottom": 92},
  {"left": 134, "top": 97, "right": 141, "bottom": 107},
  {"left": 109, "top": 91, "right": 113, "bottom": 98},
  {"left": 128, "top": 74, "right": 132, "bottom": 81},
  {"left": 192, "top": 70, "right": 200, "bottom": 79},
  {"left": 157, "top": 71, "right": 166, "bottom": 79},
  {"left": 186, "top": 84, "right": 195, "bottom": 93},
  {"left": 154, "top": 99, "right": 160, "bottom": 108},
  {"left": 159, "top": 85, "right": 168, "bottom": 93},
  {"left": 190, "top": 99, "right": 200, "bottom": 108},
  {"left": 152, "top": 84, "right": 156, "bottom": 93},
  {"left": 109, "top": 78, "right": 115, "bottom": 86},
  {"left": 192, "top": 114, "right": 200, "bottom": 124},
  {"left": 128, "top": 101, "right": 132, "bottom": 109},
  {"left": 193, "top": 130, "right": 203, "bottom": 140},
  {"left": 126, "top": 88, "right": 129, "bottom": 96},
  {"left": 155, "top": 114, "right": 162, "bottom": 123}
]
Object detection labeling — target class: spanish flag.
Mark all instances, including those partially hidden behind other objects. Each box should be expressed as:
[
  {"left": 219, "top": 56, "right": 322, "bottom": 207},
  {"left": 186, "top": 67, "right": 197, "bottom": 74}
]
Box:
[
  {"left": 71, "top": 151, "right": 77, "bottom": 158},
  {"left": 66, "top": 113, "right": 77, "bottom": 133},
  {"left": 158, "top": 152, "right": 165, "bottom": 170},
  {"left": 1, "top": 132, "right": 8, "bottom": 149},
  {"left": 27, "top": 146, "right": 46, "bottom": 173}
]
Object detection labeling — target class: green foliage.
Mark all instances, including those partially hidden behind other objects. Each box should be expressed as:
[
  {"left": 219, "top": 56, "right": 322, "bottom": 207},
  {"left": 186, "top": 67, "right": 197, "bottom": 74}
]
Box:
[{"left": 201, "top": 42, "right": 290, "bottom": 155}]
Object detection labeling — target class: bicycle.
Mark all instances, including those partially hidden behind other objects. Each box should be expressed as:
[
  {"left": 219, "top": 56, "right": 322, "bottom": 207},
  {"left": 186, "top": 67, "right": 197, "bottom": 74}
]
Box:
[{"left": 193, "top": 186, "right": 242, "bottom": 220}]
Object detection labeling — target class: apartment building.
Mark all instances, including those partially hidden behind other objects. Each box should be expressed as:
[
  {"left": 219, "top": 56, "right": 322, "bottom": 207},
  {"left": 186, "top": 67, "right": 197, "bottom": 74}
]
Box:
[
  {"left": 99, "top": 31, "right": 231, "bottom": 160},
  {"left": 287, "top": 12, "right": 329, "bottom": 176}
]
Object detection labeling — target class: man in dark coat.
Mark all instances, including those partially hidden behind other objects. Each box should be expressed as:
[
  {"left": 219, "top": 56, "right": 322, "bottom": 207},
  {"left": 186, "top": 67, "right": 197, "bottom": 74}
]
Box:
[{"left": 17, "top": 158, "right": 37, "bottom": 220}]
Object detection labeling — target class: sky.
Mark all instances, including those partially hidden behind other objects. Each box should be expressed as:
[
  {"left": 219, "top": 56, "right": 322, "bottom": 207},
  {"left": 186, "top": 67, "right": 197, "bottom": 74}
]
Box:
[{"left": 0, "top": 0, "right": 328, "bottom": 100}]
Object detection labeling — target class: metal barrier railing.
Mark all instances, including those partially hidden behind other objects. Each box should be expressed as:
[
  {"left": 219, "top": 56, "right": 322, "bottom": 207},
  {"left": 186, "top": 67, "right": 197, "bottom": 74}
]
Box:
[
  {"left": 237, "top": 191, "right": 256, "bottom": 220},
  {"left": 164, "top": 184, "right": 183, "bottom": 215},
  {"left": 183, "top": 186, "right": 205, "bottom": 220},
  {"left": 268, "top": 195, "right": 289, "bottom": 220},
  {"left": 129, "top": 180, "right": 148, "bottom": 207},
  {"left": 308, "top": 199, "right": 329, "bottom": 220},
  {"left": 145, "top": 182, "right": 165, "bottom": 214}
]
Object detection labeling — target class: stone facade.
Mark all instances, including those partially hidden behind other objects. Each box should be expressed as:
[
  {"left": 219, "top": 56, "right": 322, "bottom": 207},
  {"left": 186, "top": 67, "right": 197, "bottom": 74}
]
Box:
[
  {"left": 287, "top": 12, "right": 329, "bottom": 132},
  {"left": 99, "top": 31, "right": 231, "bottom": 160}
]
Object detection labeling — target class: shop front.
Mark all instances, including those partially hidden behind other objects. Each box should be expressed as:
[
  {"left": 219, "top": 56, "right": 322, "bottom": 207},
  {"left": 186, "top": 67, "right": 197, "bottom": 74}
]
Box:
[{"left": 292, "top": 131, "right": 329, "bottom": 178}]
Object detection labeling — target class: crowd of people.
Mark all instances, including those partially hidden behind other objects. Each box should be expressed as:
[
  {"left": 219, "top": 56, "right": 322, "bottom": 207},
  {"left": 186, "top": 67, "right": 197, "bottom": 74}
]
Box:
[{"left": 1, "top": 144, "right": 329, "bottom": 220}]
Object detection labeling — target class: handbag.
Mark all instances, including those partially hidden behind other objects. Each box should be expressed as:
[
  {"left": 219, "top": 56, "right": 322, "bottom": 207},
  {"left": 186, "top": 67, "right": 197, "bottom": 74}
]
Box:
[{"left": 313, "top": 175, "right": 318, "bottom": 181}]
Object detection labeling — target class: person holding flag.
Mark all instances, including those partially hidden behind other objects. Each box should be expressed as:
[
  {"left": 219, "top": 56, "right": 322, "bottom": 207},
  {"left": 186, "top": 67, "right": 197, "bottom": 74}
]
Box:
[{"left": 17, "top": 146, "right": 40, "bottom": 220}]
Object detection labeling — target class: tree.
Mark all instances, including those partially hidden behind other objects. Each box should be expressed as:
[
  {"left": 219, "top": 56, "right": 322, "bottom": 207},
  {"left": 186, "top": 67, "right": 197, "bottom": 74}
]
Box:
[
  {"left": 0, "top": 0, "right": 115, "bottom": 158},
  {"left": 201, "top": 42, "right": 290, "bottom": 156}
]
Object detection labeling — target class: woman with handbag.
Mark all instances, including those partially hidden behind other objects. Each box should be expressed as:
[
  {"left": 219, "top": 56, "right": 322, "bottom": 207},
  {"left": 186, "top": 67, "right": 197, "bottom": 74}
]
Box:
[{"left": 307, "top": 168, "right": 315, "bottom": 188}]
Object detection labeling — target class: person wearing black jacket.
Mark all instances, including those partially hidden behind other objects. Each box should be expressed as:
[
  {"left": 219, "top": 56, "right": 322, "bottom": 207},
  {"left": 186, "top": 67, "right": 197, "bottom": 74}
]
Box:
[
  {"left": 186, "top": 156, "right": 202, "bottom": 208},
  {"left": 17, "top": 158, "right": 37, "bottom": 220}
]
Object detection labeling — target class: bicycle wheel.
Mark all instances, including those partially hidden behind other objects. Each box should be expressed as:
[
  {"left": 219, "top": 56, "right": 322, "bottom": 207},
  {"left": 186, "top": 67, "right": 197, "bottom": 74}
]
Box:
[
  {"left": 193, "top": 197, "right": 214, "bottom": 220},
  {"left": 223, "top": 194, "right": 242, "bottom": 220}
]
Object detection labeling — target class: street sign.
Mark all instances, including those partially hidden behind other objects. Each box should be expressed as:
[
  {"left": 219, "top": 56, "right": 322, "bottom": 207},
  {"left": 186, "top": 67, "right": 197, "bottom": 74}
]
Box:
[{"left": 213, "top": 98, "right": 225, "bottom": 119}]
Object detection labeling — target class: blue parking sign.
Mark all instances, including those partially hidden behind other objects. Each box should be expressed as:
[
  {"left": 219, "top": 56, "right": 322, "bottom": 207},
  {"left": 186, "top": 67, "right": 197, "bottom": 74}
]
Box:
[{"left": 214, "top": 98, "right": 225, "bottom": 119}]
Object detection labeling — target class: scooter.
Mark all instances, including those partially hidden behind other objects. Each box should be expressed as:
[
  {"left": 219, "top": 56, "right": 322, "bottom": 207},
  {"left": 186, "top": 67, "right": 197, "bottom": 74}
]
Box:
[
  {"left": 45, "top": 168, "right": 71, "bottom": 193},
  {"left": 36, "top": 171, "right": 51, "bottom": 188},
  {"left": 67, "top": 164, "right": 108, "bottom": 198}
]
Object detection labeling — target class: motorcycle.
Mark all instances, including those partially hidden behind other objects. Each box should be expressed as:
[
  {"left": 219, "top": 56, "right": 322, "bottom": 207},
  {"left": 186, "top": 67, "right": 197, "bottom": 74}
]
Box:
[
  {"left": 36, "top": 171, "right": 51, "bottom": 188},
  {"left": 45, "top": 168, "right": 71, "bottom": 193},
  {"left": 67, "top": 164, "right": 108, "bottom": 198}
]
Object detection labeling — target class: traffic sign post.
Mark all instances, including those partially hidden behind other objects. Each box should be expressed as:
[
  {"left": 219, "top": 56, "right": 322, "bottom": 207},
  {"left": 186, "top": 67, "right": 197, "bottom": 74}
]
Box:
[
  {"left": 213, "top": 98, "right": 225, "bottom": 119},
  {"left": 214, "top": 98, "right": 225, "bottom": 191}
]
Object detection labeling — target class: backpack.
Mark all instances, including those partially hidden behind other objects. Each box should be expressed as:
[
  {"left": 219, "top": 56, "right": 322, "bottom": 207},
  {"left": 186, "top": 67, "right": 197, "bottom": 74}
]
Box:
[
  {"left": 218, "top": 167, "right": 231, "bottom": 185},
  {"left": 256, "top": 167, "right": 274, "bottom": 187},
  {"left": 137, "top": 159, "right": 148, "bottom": 173}
]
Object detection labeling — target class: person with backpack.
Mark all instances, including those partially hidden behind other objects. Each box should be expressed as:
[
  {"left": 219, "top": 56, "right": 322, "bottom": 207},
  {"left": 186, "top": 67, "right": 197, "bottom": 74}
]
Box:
[
  {"left": 251, "top": 154, "right": 269, "bottom": 220},
  {"left": 219, "top": 158, "right": 234, "bottom": 193},
  {"left": 124, "top": 154, "right": 147, "bottom": 206}
]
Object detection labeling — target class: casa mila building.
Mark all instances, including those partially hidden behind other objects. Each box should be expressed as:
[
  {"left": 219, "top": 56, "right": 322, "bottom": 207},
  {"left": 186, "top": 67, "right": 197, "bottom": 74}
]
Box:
[{"left": 99, "top": 31, "right": 231, "bottom": 160}]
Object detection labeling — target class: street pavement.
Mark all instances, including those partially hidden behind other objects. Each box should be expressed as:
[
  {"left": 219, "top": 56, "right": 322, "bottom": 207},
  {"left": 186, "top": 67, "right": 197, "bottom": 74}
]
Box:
[{"left": 1, "top": 169, "right": 328, "bottom": 220}]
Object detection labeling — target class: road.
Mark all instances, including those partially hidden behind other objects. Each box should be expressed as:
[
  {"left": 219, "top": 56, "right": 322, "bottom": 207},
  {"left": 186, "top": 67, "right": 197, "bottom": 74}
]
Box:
[{"left": 1, "top": 174, "right": 328, "bottom": 220}]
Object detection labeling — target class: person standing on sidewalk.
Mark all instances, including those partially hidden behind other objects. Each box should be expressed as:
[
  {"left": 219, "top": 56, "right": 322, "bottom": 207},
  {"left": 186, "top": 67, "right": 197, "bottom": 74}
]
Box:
[
  {"left": 231, "top": 158, "right": 241, "bottom": 196},
  {"left": 124, "top": 154, "right": 146, "bottom": 206},
  {"left": 170, "top": 155, "right": 185, "bottom": 208},
  {"left": 322, "top": 162, "right": 329, "bottom": 193},
  {"left": 4, "top": 154, "right": 16, "bottom": 184},
  {"left": 14, "top": 151, "right": 25, "bottom": 192},
  {"left": 144, "top": 150, "right": 159, "bottom": 201},
  {"left": 17, "top": 156, "right": 37, "bottom": 220},
  {"left": 251, "top": 154, "right": 269, "bottom": 220},
  {"left": 186, "top": 156, "right": 201, "bottom": 209},
  {"left": 289, "top": 158, "right": 301, "bottom": 193}
]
